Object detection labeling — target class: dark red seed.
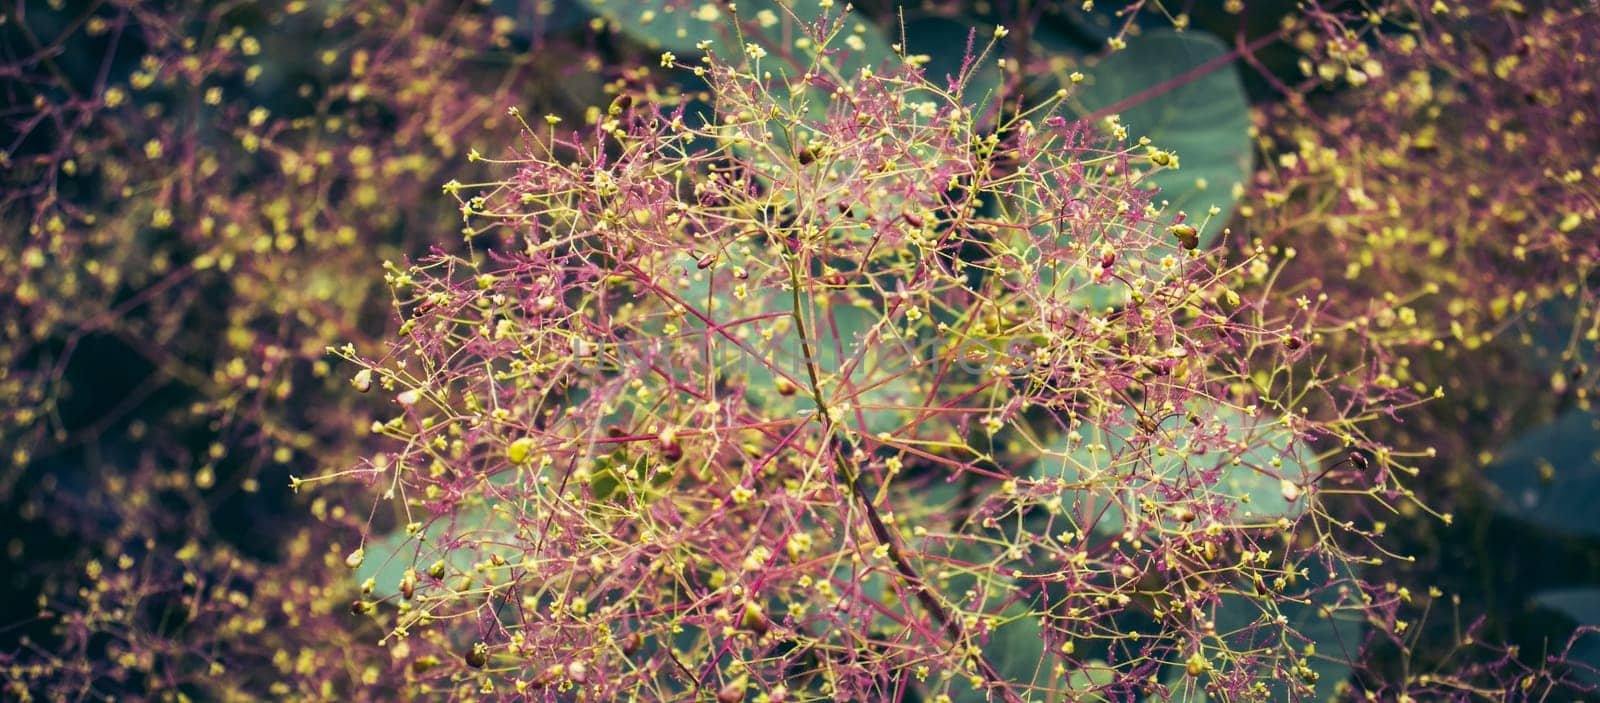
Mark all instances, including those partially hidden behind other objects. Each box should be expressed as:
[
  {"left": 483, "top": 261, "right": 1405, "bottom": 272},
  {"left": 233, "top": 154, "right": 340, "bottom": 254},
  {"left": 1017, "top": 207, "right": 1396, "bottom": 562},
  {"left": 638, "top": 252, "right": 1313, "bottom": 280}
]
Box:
[{"left": 465, "top": 642, "right": 488, "bottom": 669}]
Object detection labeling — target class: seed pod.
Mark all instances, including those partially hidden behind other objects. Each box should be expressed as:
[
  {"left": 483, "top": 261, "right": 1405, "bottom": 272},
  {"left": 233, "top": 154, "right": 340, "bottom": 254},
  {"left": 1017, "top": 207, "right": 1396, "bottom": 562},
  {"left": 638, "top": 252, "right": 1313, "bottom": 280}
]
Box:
[
  {"left": 1280, "top": 478, "right": 1302, "bottom": 503},
  {"left": 465, "top": 641, "right": 488, "bottom": 669},
  {"left": 351, "top": 369, "right": 373, "bottom": 393},
  {"left": 1136, "top": 414, "right": 1158, "bottom": 433},
  {"left": 1169, "top": 223, "right": 1199, "bottom": 250},
  {"left": 1186, "top": 651, "right": 1208, "bottom": 677},
  {"left": 900, "top": 211, "right": 923, "bottom": 228},
  {"left": 344, "top": 548, "right": 365, "bottom": 569},
  {"left": 1283, "top": 335, "right": 1305, "bottom": 351},
  {"left": 350, "top": 600, "right": 373, "bottom": 615},
  {"left": 428, "top": 559, "right": 447, "bottom": 579},
  {"left": 658, "top": 430, "right": 683, "bottom": 462},
  {"left": 717, "top": 679, "right": 747, "bottom": 703},
  {"left": 1349, "top": 452, "right": 1369, "bottom": 472},
  {"left": 796, "top": 147, "right": 817, "bottom": 165},
  {"left": 399, "top": 570, "right": 416, "bottom": 600},
  {"left": 622, "top": 632, "right": 643, "bottom": 656},
  {"left": 773, "top": 376, "right": 798, "bottom": 396},
  {"left": 608, "top": 94, "right": 633, "bottom": 116},
  {"left": 741, "top": 601, "right": 771, "bottom": 635}
]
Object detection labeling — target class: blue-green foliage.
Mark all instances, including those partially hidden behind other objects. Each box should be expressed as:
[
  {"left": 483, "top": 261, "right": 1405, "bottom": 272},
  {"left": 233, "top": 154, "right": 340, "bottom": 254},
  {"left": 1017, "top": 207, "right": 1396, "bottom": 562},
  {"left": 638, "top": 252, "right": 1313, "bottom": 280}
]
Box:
[
  {"left": 1070, "top": 30, "right": 1252, "bottom": 233},
  {"left": 1486, "top": 410, "right": 1600, "bottom": 683},
  {"left": 1028, "top": 402, "right": 1314, "bottom": 538},
  {"left": 1485, "top": 410, "right": 1600, "bottom": 539},
  {"left": 1533, "top": 589, "right": 1600, "bottom": 686}
]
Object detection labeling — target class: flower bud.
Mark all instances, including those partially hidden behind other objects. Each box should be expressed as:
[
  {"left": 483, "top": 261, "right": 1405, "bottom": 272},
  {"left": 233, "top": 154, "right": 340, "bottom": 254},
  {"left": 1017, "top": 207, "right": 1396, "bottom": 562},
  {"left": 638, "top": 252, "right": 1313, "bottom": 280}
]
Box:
[
  {"left": 741, "top": 601, "right": 770, "bottom": 635},
  {"left": 717, "top": 678, "right": 747, "bottom": 703},
  {"left": 507, "top": 437, "right": 536, "bottom": 465}
]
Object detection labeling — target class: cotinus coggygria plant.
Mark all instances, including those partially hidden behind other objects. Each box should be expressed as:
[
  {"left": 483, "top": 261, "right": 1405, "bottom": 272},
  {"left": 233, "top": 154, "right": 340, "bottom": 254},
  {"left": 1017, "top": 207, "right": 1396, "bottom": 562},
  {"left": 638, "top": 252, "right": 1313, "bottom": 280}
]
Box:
[{"left": 324, "top": 4, "right": 1417, "bottom": 700}]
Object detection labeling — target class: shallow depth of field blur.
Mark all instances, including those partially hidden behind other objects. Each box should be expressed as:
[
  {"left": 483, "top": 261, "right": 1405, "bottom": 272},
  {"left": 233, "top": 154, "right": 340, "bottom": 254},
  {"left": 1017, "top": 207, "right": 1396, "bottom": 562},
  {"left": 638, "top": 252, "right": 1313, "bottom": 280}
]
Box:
[{"left": 2, "top": 0, "right": 1598, "bottom": 701}]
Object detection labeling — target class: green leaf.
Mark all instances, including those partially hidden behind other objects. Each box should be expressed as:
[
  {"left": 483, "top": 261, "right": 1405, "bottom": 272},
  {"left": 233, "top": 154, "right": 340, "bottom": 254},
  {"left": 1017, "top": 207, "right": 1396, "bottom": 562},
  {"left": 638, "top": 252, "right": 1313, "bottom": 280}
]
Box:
[
  {"left": 944, "top": 609, "right": 1114, "bottom": 701},
  {"left": 1029, "top": 400, "right": 1314, "bottom": 536},
  {"left": 675, "top": 252, "right": 919, "bottom": 435},
  {"left": 949, "top": 611, "right": 1051, "bottom": 703},
  {"left": 1534, "top": 589, "right": 1600, "bottom": 686},
  {"left": 575, "top": 0, "right": 732, "bottom": 53},
  {"left": 1073, "top": 29, "right": 1252, "bottom": 232},
  {"left": 1535, "top": 589, "right": 1600, "bottom": 628},
  {"left": 1016, "top": 29, "right": 1252, "bottom": 312},
  {"left": 1484, "top": 410, "right": 1600, "bottom": 539},
  {"left": 1162, "top": 560, "right": 1366, "bottom": 701}
]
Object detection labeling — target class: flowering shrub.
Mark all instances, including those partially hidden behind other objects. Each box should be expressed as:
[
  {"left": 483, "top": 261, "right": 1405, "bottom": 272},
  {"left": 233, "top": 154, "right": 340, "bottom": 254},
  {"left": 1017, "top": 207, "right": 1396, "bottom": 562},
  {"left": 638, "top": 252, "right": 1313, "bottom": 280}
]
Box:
[
  {"left": 327, "top": 7, "right": 1428, "bottom": 699},
  {"left": 4, "top": 0, "right": 1596, "bottom": 700}
]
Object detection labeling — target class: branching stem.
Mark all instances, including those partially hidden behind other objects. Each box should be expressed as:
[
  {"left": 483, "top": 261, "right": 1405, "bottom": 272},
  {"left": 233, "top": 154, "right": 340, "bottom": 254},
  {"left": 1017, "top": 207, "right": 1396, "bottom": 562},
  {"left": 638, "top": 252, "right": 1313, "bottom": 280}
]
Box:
[{"left": 784, "top": 251, "right": 1020, "bottom": 703}]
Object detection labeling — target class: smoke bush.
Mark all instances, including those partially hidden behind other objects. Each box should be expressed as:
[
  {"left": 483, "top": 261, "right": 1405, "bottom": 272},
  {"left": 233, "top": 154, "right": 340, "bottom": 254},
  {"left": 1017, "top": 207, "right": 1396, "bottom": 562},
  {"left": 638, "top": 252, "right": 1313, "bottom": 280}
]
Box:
[{"left": 329, "top": 8, "right": 1415, "bottom": 700}]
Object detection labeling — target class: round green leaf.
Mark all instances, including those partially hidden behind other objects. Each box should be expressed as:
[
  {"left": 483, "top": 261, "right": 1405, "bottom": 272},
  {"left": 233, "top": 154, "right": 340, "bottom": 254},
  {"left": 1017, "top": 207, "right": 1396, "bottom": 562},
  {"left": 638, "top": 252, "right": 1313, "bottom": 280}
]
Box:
[
  {"left": 1029, "top": 400, "right": 1314, "bottom": 537},
  {"left": 1073, "top": 29, "right": 1252, "bottom": 233},
  {"left": 1485, "top": 410, "right": 1600, "bottom": 539},
  {"left": 1162, "top": 560, "right": 1366, "bottom": 701}
]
